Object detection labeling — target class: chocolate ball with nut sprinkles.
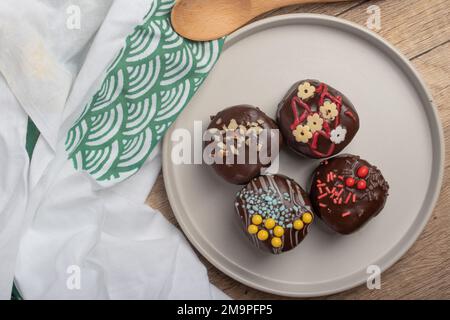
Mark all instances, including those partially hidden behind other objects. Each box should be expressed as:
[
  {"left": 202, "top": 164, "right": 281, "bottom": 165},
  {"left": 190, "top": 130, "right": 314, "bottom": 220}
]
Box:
[
  {"left": 204, "top": 105, "right": 281, "bottom": 185},
  {"left": 310, "top": 155, "right": 389, "bottom": 235},
  {"left": 235, "top": 174, "right": 314, "bottom": 254},
  {"left": 277, "top": 80, "right": 359, "bottom": 159}
]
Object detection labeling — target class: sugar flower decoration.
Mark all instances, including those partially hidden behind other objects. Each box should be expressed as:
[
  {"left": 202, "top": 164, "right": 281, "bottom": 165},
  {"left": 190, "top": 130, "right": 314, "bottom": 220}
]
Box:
[
  {"left": 319, "top": 101, "right": 339, "bottom": 121},
  {"left": 306, "top": 113, "right": 323, "bottom": 133},
  {"left": 330, "top": 125, "right": 347, "bottom": 144},
  {"left": 297, "top": 82, "right": 316, "bottom": 100},
  {"left": 292, "top": 125, "right": 312, "bottom": 143}
]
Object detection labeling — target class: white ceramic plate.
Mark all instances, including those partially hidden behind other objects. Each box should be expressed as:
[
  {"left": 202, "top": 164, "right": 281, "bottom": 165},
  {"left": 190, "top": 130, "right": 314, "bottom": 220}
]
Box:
[{"left": 162, "top": 14, "right": 444, "bottom": 297}]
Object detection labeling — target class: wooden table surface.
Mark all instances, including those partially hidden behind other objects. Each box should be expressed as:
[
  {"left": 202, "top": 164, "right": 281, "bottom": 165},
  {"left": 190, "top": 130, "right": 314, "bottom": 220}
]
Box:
[{"left": 147, "top": 0, "right": 450, "bottom": 299}]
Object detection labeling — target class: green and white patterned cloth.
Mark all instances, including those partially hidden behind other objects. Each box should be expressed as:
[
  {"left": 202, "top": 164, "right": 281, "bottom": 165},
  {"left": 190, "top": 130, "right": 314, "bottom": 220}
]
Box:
[{"left": 66, "top": 0, "right": 223, "bottom": 184}]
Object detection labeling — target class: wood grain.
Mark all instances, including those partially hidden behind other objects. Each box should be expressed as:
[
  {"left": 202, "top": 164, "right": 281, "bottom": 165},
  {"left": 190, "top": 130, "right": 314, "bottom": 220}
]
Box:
[
  {"left": 172, "top": 0, "right": 358, "bottom": 40},
  {"left": 146, "top": 0, "right": 450, "bottom": 299}
]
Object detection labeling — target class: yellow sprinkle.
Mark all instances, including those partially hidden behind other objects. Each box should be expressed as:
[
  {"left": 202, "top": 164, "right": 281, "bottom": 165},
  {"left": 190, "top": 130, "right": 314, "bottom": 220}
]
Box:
[
  {"left": 257, "top": 230, "right": 269, "bottom": 241},
  {"left": 251, "top": 214, "right": 263, "bottom": 225},
  {"left": 264, "top": 218, "right": 276, "bottom": 229},
  {"left": 273, "top": 226, "right": 284, "bottom": 237},
  {"left": 302, "top": 212, "right": 313, "bottom": 224},
  {"left": 271, "top": 237, "right": 282, "bottom": 248},
  {"left": 293, "top": 219, "right": 304, "bottom": 230},
  {"left": 247, "top": 224, "right": 258, "bottom": 234}
]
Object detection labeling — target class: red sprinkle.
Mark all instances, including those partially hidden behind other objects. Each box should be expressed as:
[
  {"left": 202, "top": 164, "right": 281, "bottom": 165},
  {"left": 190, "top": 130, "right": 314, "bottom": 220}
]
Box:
[
  {"left": 344, "top": 192, "right": 352, "bottom": 204},
  {"left": 337, "top": 184, "right": 344, "bottom": 188},
  {"left": 317, "top": 193, "right": 328, "bottom": 200},
  {"left": 338, "top": 198, "right": 343, "bottom": 204},
  {"left": 338, "top": 175, "right": 344, "bottom": 180},
  {"left": 345, "top": 111, "right": 357, "bottom": 122},
  {"left": 317, "top": 183, "right": 326, "bottom": 187},
  {"left": 352, "top": 194, "right": 357, "bottom": 203},
  {"left": 318, "top": 187, "right": 323, "bottom": 194},
  {"left": 341, "top": 211, "right": 351, "bottom": 217},
  {"left": 336, "top": 189, "right": 344, "bottom": 198},
  {"left": 325, "top": 187, "right": 331, "bottom": 194},
  {"left": 319, "top": 203, "right": 327, "bottom": 208}
]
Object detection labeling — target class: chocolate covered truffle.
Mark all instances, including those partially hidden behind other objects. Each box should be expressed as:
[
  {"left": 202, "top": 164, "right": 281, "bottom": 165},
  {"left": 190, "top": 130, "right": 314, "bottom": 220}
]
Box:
[
  {"left": 204, "top": 105, "right": 281, "bottom": 185},
  {"left": 235, "top": 174, "right": 314, "bottom": 254},
  {"left": 310, "top": 155, "right": 389, "bottom": 234},
  {"left": 277, "top": 80, "right": 359, "bottom": 158}
]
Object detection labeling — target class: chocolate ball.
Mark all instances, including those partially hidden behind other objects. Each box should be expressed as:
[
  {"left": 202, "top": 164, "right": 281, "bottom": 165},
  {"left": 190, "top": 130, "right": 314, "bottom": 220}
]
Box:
[
  {"left": 277, "top": 80, "right": 359, "bottom": 159},
  {"left": 235, "top": 174, "right": 314, "bottom": 254},
  {"left": 310, "top": 155, "right": 389, "bottom": 234},
  {"left": 204, "top": 105, "right": 281, "bottom": 185}
]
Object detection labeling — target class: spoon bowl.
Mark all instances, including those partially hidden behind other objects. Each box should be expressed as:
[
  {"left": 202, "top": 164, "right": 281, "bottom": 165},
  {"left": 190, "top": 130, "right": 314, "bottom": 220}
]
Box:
[{"left": 171, "top": 0, "right": 354, "bottom": 41}]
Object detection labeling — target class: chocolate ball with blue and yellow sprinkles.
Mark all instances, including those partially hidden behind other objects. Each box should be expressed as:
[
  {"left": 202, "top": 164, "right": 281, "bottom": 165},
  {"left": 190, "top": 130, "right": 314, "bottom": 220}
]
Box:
[{"left": 235, "top": 174, "right": 314, "bottom": 254}]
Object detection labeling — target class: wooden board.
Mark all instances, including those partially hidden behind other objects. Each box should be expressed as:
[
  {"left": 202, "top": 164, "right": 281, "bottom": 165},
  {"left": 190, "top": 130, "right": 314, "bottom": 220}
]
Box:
[{"left": 146, "top": 0, "right": 450, "bottom": 299}]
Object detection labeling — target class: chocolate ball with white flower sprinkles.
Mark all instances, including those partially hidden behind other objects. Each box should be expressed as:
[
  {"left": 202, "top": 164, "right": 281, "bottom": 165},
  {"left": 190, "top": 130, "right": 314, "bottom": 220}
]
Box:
[
  {"left": 204, "top": 105, "right": 282, "bottom": 185},
  {"left": 277, "top": 80, "right": 359, "bottom": 159},
  {"left": 235, "top": 174, "right": 314, "bottom": 254},
  {"left": 310, "top": 155, "right": 389, "bottom": 234}
]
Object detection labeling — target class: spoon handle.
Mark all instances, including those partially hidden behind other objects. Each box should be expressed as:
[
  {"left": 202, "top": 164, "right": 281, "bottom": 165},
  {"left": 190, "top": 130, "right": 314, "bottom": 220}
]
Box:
[{"left": 250, "top": 0, "right": 354, "bottom": 16}]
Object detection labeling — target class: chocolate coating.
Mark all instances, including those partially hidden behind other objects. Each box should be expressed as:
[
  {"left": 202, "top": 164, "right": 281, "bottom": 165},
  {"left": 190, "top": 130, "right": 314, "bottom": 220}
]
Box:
[
  {"left": 310, "top": 155, "right": 389, "bottom": 234},
  {"left": 277, "top": 80, "right": 359, "bottom": 159},
  {"left": 205, "top": 105, "right": 281, "bottom": 185},
  {"left": 235, "top": 174, "right": 314, "bottom": 254}
]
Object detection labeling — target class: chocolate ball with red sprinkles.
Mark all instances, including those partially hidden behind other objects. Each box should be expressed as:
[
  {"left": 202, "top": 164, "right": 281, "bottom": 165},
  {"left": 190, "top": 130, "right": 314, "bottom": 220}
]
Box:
[
  {"left": 277, "top": 80, "right": 359, "bottom": 159},
  {"left": 310, "top": 154, "right": 389, "bottom": 234}
]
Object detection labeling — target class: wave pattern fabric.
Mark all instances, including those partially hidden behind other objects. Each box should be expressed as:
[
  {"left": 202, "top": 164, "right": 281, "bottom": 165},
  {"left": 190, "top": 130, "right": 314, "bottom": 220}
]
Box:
[{"left": 65, "top": 0, "right": 223, "bottom": 184}]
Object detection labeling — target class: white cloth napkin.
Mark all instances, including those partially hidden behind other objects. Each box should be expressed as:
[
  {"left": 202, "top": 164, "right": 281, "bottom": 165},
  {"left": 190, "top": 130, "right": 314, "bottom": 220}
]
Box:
[
  {"left": 0, "top": 74, "right": 29, "bottom": 299},
  {"left": 0, "top": 0, "right": 227, "bottom": 299}
]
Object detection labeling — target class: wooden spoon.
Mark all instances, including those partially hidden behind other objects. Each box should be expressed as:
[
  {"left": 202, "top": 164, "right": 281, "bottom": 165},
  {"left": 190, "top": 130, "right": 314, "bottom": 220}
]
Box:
[{"left": 172, "top": 0, "right": 355, "bottom": 41}]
